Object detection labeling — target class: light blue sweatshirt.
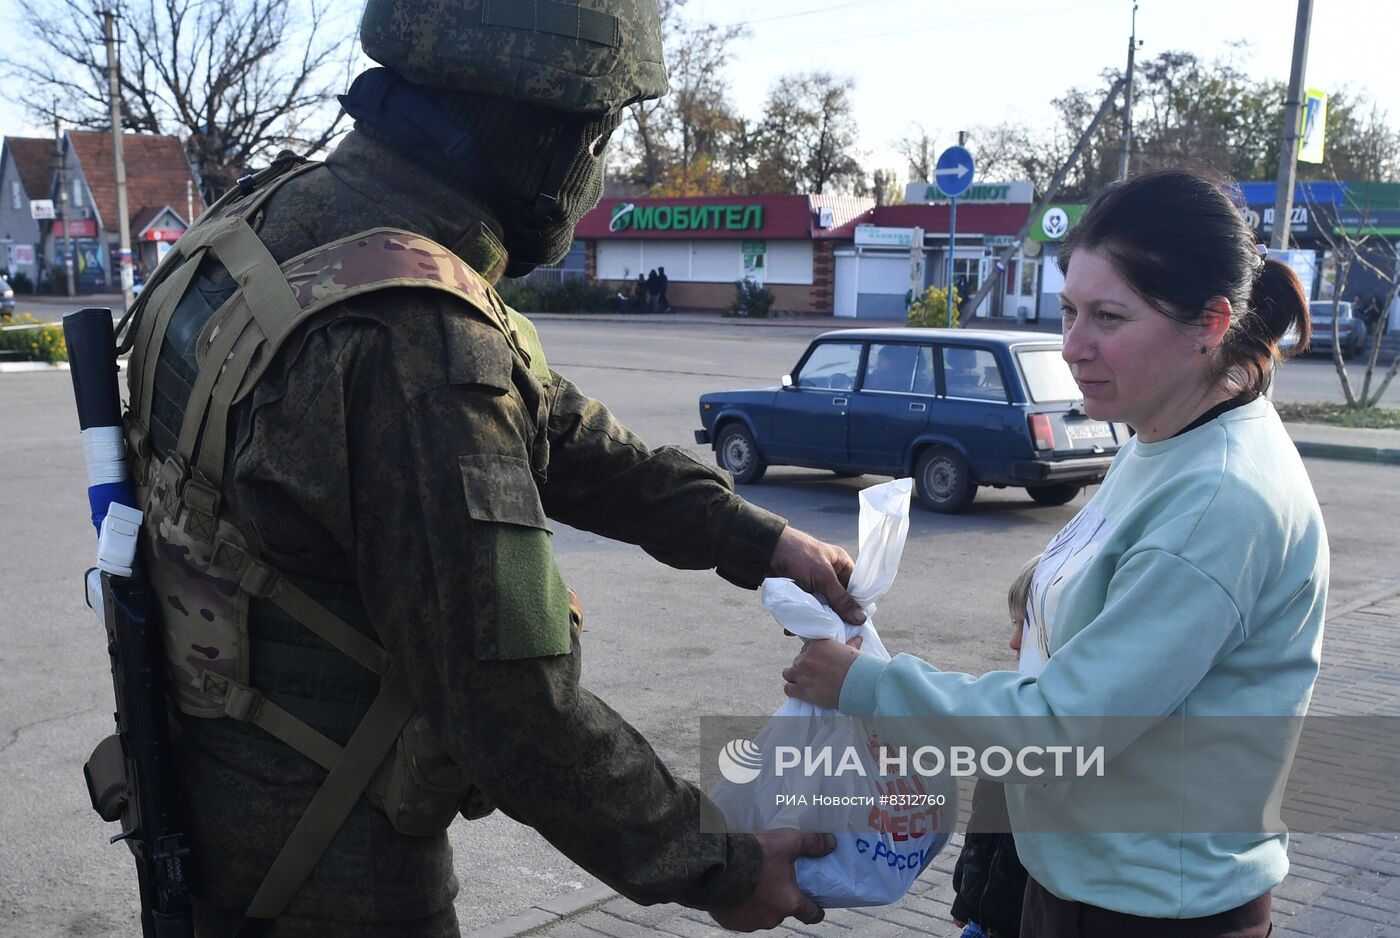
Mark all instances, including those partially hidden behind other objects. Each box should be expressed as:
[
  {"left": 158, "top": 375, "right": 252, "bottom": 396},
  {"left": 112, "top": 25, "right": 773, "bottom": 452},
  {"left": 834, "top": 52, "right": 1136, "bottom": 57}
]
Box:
[{"left": 840, "top": 397, "right": 1328, "bottom": 918}]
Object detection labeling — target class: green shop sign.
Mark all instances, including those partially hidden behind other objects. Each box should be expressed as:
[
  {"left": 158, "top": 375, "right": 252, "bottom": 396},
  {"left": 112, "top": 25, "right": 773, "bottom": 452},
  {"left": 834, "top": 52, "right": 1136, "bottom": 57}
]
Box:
[
  {"left": 1028, "top": 204, "right": 1087, "bottom": 242},
  {"left": 609, "top": 202, "right": 765, "bottom": 232}
]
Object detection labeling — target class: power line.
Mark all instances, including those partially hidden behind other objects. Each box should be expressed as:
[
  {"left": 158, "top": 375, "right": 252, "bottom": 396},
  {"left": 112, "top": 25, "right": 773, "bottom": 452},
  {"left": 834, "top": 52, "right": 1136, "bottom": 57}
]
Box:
[
  {"left": 734, "top": 0, "right": 896, "bottom": 26},
  {"left": 743, "top": 0, "right": 1120, "bottom": 54}
]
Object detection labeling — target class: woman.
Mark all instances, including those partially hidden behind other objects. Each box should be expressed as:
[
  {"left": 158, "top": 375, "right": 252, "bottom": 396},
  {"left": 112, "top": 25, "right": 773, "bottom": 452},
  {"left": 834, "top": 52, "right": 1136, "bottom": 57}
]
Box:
[{"left": 784, "top": 170, "right": 1327, "bottom": 937}]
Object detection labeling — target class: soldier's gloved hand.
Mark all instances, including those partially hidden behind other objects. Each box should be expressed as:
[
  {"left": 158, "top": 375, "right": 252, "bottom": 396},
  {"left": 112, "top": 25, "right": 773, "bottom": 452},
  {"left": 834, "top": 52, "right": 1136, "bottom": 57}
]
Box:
[
  {"left": 710, "top": 831, "right": 834, "bottom": 932},
  {"left": 768, "top": 526, "right": 865, "bottom": 624}
]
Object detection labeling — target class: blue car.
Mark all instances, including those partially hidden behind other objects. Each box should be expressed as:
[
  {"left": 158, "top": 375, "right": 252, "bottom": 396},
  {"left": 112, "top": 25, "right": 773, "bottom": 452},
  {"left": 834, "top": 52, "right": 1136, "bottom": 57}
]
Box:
[{"left": 695, "top": 328, "right": 1130, "bottom": 513}]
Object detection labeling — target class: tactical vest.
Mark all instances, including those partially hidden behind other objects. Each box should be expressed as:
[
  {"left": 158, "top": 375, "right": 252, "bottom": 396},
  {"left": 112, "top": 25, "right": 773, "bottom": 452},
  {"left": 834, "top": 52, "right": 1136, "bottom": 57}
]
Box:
[{"left": 120, "top": 155, "right": 560, "bottom": 926}]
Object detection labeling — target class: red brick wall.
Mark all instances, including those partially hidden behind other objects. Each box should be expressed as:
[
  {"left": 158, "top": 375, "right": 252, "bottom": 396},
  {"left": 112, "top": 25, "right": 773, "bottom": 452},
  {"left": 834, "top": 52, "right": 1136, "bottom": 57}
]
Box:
[{"left": 810, "top": 241, "right": 836, "bottom": 315}]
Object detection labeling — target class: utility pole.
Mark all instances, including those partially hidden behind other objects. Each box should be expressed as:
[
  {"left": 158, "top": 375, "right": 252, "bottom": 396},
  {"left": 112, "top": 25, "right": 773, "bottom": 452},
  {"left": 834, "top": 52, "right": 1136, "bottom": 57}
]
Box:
[
  {"left": 53, "top": 110, "right": 76, "bottom": 297},
  {"left": 1116, "top": 1, "right": 1141, "bottom": 180},
  {"left": 104, "top": 9, "right": 134, "bottom": 310},
  {"left": 1271, "top": 0, "right": 1314, "bottom": 251},
  {"left": 946, "top": 129, "right": 966, "bottom": 320}
]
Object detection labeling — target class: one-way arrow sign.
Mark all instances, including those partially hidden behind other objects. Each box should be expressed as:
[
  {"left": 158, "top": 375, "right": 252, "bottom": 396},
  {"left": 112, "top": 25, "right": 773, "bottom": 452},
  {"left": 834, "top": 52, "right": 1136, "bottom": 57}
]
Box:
[{"left": 934, "top": 146, "right": 975, "bottom": 197}]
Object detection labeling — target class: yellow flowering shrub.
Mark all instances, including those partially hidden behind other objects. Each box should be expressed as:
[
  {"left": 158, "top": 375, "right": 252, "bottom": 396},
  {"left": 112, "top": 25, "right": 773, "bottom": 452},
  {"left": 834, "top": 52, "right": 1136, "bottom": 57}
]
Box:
[{"left": 0, "top": 314, "right": 69, "bottom": 363}]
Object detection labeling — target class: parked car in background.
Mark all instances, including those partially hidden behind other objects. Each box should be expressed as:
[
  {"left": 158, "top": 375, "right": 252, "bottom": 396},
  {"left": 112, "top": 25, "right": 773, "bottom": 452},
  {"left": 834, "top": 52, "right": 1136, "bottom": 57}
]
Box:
[
  {"left": 1, "top": 275, "right": 14, "bottom": 318},
  {"left": 695, "top": 329, "right": 1130, "bottom": 513},
  {"left": 1307, "top": 301, "right": 1365, "bottom": 358}
]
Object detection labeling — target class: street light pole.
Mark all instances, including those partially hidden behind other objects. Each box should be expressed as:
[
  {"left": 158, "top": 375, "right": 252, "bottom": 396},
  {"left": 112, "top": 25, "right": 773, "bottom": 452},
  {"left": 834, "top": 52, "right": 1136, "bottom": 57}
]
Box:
[
  {"left": 53, "top": 112, "right": 76, "bottom": 297},
  {"left": 103, "top": 9, "right": 134, "bottom": 310},
  {"left": 1116, "top": 1, "right": 1140, "bottom": 180},
  {"left": 1271, "top": 0, "right": 1314, "bottom": 250}
]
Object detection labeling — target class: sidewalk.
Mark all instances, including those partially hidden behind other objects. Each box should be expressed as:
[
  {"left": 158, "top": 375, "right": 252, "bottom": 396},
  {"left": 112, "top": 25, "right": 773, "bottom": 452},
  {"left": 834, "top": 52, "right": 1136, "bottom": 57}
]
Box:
[{"left": 477, "top": 583, "right": 1400, "bottom": 938}]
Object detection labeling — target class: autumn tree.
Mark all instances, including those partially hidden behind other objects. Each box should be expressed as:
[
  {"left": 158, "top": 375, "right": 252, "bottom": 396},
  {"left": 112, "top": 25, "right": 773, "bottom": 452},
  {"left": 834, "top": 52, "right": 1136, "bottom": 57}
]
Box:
[
  {"left": 613, "top": 0, "right": 747, "bottom": 195},
  {"left": 4, "top": 0, "right": 358, "bottom": 204},
  {"left": 753, "top": 72, "right": 864, "bottom": 194}
]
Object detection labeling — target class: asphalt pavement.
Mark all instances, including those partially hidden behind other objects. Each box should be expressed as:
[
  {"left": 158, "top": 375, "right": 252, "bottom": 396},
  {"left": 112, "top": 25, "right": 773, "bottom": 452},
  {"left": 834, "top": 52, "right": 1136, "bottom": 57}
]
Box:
[{"left": 1, "top": 312, "right": 1398, "bottom": 937}]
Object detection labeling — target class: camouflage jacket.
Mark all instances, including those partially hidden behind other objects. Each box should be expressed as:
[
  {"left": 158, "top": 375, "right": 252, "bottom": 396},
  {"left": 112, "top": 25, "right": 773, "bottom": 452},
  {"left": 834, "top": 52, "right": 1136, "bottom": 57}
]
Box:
[{"left": 175, "top": 130, "right": 782, "bottom": 934}]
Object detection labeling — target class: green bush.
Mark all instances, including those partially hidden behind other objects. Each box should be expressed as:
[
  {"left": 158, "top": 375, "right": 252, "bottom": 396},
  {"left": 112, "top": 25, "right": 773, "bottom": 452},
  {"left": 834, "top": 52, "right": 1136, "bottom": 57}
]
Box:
[
  {"left": 0, "top": 314, "right": 68, "bottom": 362},
  {"left": 907, "top": 285, "right": 955, "bottom": 328},
  {"left": 725, "top": 279, "right": 775, "bottom": 318},
  {"left": 495, "top": 276, "right": 615, "bottom": 313}
]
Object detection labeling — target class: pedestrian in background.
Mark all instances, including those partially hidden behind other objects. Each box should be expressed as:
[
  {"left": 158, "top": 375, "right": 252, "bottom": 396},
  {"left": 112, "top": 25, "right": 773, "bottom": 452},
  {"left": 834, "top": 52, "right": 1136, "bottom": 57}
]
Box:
[
  {"left": 657, "top": 265, "right": 670, "bottom": 311},
  {"left": 646, "top": 267, "right": 659, "bottom": 309},
  {"left": 786, "top": 169, "right": 1326, "bottom": 938}
]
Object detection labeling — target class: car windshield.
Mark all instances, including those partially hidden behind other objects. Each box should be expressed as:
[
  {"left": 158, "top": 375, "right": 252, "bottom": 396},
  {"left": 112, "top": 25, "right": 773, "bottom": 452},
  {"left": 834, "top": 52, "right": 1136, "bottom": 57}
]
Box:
[
  {"left": 796, "top": 342, "right": 862, "bottom": 390},
  {"left": 1016, "top": 347, "right": 1080, "bottom": 403}
]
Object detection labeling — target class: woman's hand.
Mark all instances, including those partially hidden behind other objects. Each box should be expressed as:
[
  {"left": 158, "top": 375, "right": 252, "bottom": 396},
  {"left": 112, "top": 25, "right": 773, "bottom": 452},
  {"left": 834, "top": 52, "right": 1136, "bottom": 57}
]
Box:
[{"left": 782, "top": 636, "right": 863, "bottom": 710}]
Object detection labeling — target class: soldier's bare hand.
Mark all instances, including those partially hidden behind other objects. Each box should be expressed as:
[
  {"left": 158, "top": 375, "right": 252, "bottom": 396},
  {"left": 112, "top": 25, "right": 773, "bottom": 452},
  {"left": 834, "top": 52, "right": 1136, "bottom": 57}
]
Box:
[
  {"left": 710, "top": 831, "right": 834, "bottom": 932},
  {"left": 768, "top": 526, "right": 864, "bottom": 624}
]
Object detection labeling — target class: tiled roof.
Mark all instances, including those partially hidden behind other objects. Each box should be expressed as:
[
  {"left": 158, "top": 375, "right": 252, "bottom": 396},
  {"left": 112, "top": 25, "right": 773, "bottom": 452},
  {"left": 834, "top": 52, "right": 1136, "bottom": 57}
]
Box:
[
  {"left": 859, "top": 203, "right": 1034, "bottom": 237},
  {"left": 4, "top": 137, "right": 55, "bottom": 199},
  {"left": 66, "top": 130, "right": 204, "bottom": 232}
]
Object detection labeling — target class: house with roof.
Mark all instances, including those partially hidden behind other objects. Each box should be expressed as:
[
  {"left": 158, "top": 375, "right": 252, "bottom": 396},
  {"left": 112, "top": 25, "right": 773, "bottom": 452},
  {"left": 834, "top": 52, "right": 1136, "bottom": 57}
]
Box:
[
  {"left": 47, "top": 129, "right": 204, "bottom": 292},
  {"left": 0, "top": 136, "right": 56, "bottom": 287}
]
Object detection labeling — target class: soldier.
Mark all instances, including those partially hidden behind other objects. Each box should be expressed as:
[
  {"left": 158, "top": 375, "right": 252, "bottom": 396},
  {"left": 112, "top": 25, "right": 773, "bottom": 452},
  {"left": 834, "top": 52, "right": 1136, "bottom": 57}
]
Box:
[{"left": 118, "top": 1, "right": 863, "bottom": 935}]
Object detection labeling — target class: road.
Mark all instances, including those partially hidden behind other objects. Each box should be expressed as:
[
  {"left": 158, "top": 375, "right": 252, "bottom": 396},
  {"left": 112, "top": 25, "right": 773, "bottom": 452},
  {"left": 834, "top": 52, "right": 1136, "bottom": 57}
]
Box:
[{"left": 1, "top": 317, "right": 1397, "bottom": 936}]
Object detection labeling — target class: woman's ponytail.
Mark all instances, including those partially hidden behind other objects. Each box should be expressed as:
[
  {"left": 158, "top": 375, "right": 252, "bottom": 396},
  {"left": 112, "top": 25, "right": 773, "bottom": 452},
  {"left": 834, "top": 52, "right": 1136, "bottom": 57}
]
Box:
[{"left": 1251, "top": 257, "right": 1311, "bottom": 356}]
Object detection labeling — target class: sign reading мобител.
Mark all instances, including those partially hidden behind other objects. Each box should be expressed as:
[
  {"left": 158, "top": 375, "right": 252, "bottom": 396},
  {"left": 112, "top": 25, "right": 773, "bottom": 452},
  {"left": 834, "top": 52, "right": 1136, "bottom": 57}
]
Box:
[{"left": 609, "top": 201, "right": 765, "bottom": 233}]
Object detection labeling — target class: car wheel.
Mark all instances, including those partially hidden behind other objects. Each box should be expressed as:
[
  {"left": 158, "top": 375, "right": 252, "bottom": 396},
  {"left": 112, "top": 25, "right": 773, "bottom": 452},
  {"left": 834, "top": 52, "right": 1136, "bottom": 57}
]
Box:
[
  {"left": 1027, "top": 483, "right": 1082, "bottom": 507},
  {"left": 716, "top": 424, "right": 767, "bottom": 484},
  {"left": 914, "top": 447, "right": 975, "bottom": 513}
]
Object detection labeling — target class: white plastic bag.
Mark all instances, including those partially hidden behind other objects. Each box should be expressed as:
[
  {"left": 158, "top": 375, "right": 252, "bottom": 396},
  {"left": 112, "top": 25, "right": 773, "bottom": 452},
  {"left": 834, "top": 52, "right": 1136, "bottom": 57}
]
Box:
[{"left": 711, "top": 478, "right": 956, "bottom": 908}]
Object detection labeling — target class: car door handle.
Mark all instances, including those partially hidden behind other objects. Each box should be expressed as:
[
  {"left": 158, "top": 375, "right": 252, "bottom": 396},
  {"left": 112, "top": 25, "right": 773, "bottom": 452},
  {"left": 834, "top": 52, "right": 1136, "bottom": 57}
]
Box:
[
  {"left": 832, "top": 397, "right": 847, "bottom": 406},
  {"left": 909, "top": 402, "right": 926, "bottom": 412}
]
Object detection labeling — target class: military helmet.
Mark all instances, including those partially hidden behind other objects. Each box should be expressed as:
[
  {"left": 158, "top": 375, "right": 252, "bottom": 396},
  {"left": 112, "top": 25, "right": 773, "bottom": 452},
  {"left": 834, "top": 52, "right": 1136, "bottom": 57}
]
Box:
[{"left": 360, "top": 0, "right": 669, "bottom": 115}]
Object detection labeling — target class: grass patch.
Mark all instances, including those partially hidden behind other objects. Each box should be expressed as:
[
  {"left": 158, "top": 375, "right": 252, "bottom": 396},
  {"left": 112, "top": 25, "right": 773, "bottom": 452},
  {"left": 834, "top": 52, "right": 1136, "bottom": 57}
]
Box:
[{"left": 1275, "top": 401, "right": 1400, "bottom": 429}]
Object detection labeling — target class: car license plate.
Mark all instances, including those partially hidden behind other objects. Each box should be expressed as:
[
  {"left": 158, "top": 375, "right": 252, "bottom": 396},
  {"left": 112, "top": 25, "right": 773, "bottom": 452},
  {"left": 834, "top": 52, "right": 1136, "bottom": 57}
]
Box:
[{"left": 1066, "top": 421, "right": 1112, "bottom": 442}]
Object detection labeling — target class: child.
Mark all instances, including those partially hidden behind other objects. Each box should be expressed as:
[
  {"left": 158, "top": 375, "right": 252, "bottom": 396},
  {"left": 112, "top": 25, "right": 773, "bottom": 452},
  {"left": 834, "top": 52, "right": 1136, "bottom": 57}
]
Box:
[{"left": 949, "top": 555, "right": 1038, "bottom": 938}]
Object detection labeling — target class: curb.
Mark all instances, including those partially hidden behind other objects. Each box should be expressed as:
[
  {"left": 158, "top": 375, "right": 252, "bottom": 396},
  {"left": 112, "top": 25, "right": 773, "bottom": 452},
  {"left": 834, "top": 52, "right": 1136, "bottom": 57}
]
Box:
[
  {"left": 463, "top": 885, "right": 617, "bottom": 938},
  {"left": 0, "top": 360, "right": 70, "bottom": 373},
  {"left": 1291, "top": 440, "right": 1400, "bottom": 466}
]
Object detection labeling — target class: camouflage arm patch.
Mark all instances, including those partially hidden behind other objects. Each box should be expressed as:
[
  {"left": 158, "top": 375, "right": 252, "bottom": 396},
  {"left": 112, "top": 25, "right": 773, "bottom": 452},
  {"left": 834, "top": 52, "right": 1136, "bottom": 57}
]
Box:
[{"left": 460, "top": 452, "right": 571, "bottom": 660}]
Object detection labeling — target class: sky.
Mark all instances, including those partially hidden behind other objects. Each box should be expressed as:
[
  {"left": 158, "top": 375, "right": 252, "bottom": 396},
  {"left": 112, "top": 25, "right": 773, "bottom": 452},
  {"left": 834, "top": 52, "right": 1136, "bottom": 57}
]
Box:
[
  {"left": 687, "top": 0, "right": 1397, "bottom": 182},
  {"left": 2, "top": 0, "right": 1394, "bottom": 187}
]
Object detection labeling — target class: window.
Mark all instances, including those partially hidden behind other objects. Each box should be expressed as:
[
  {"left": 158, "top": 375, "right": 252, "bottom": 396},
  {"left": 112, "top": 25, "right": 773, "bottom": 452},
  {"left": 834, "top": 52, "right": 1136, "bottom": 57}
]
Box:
[
  {"left": 1019, "top": 257, "right": 1039, "bottom": 297},
  {"left": 1017, "top": 348, "right": 1079, "bottom": 403},
  {"left": 796, "top": 342, "right": 862, "bottom": 391},
  {"left": 943, "top": 346, "right": 1007, "bottom": 402},
  {"left": 863, "top": 343, "right": 935, "bottom": 394},
  {"left": 73, "top": 178, "right": 83, "bottom": 208},
  {"left": 10, "top": 181, "right": 21, "bottom": 211}
]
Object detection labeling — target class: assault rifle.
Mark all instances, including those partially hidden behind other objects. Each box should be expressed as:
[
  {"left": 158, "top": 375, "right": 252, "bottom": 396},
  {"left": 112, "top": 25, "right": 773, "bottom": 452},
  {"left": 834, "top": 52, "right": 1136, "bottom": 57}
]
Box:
[{"left": 65, "top": 307, "right": 193, "bottom": 937}]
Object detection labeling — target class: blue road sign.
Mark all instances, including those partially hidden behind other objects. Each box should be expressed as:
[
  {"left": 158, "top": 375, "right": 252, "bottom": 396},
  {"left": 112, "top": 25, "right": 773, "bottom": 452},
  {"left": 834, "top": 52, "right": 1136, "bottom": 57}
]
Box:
[{"left": 935, "top": 146, "right": 976, "bottom": 198}]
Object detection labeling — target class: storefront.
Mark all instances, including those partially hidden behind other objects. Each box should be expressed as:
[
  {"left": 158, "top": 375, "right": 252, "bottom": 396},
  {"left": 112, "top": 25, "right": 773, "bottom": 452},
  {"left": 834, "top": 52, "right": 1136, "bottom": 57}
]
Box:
[
  {"left": 574, "top": 194, "right": 873, "bottom": 313},
  {"left": 827, "top": 201, "right": 1045, "bottom": 320}
]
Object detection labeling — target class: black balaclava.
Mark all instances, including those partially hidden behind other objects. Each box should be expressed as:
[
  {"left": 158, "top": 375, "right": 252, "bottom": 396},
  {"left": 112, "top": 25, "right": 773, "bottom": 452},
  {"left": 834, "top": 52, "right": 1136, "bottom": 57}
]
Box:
[{"left": 341, "top": 68, "right": 618, "bottom": 277}]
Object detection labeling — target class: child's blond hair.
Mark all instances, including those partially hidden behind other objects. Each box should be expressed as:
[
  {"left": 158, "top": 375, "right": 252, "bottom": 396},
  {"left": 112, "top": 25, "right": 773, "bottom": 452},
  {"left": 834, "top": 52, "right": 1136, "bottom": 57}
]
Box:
[{"left": 1008, "top": 554, "right": 1040, "bottom": 626}]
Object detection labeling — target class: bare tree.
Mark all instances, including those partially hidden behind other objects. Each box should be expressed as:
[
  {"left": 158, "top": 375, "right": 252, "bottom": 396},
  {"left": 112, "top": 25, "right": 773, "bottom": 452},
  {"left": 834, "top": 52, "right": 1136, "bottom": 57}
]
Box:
[
  {"left": 893, "top": 123, "right": 939, "bottom": 183},
  {"left": 4, "top": 0, "right": 358, "bottom": 203},
  {"left": 1302, "top": 183, "right": 1400, "bottom": 409}
]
